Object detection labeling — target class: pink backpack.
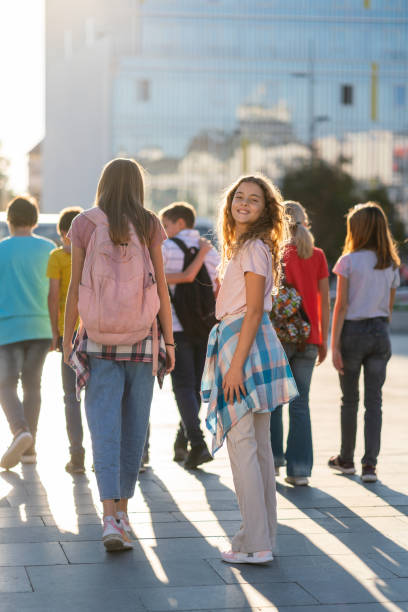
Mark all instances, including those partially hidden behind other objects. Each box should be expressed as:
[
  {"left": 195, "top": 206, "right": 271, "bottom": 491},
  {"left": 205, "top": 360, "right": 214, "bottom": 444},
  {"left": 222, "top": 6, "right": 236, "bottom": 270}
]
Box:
[{"left": 78, "top": 207, "right": 160, "bottom": 346}]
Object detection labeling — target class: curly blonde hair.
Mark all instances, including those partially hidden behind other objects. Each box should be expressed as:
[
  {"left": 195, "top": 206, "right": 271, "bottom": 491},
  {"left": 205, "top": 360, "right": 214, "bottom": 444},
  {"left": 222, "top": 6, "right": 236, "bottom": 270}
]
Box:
[{"left": 218, "top": 174, "right": 288, "bottom": 285}]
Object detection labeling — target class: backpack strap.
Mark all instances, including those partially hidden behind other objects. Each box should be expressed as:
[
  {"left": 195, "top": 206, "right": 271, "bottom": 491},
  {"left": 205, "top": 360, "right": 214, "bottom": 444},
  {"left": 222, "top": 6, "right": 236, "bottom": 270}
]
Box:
[
  {"left": 170, "top": 237, "right": 193, "bottom": 255},
  {"left": 84, "top": 207, "right": 108, "bottom": 225}
]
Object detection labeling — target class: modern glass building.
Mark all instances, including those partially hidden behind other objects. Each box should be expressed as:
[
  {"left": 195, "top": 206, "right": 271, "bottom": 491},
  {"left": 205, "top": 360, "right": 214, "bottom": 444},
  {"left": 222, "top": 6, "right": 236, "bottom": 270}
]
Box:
[{"left": 44, "top": 0, "right": 408, "bottom": 218}]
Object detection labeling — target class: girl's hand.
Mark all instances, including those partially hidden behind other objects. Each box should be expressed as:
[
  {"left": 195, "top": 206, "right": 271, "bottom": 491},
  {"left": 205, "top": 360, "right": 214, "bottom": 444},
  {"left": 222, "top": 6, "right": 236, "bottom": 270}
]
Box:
[
  {"left": 63, "top": 341, "right": 73, "bottom": 365},
  {"left": 332, "top": 347, "right": 344, "bottom": 375},
  {"left": 223, "top": 364, "right": 246, "bottom": 404},
  {"left": 316, "top": 341, "right": 327, "bottom": 366},
  {"left": 165, "top": 345, "right": 175, "bottom": 373},
  {"left": 199, "top": 237, "right": 212, "bottom": 255}
]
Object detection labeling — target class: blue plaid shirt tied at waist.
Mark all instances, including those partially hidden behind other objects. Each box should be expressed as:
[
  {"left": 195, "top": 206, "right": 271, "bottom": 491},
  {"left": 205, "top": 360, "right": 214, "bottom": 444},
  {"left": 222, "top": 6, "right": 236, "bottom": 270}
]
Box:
[{"left": 201, "top": 313, "right": 298, "bottom": 454}]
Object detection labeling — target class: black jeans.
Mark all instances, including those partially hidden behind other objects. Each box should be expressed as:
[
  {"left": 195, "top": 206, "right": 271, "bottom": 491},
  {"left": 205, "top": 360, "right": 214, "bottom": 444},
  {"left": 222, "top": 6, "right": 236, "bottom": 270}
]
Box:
[
  {"left": 0, "top": 339, "right": 50, "bottom": 448},
  {"left": 59, "top": 337, "right": 84, "bottom": 455},
  {"left": 339, "top": 317, "right": 391, "bottom": 466},
  {"left": 171, "top": 332, "right": 207, "bottom": 447}
]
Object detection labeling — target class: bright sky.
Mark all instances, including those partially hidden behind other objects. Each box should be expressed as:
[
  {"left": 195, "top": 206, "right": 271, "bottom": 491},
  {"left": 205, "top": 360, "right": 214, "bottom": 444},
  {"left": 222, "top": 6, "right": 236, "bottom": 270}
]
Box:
[{"left": 0, "top": 0, "right": 44, "bottom": 193}]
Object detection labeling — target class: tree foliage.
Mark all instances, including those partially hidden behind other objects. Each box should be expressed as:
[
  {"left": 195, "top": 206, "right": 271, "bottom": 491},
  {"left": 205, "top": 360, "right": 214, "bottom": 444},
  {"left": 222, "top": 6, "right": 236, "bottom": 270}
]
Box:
[{"left": 281, "top": 158, "right": 405, "bottom": 265}]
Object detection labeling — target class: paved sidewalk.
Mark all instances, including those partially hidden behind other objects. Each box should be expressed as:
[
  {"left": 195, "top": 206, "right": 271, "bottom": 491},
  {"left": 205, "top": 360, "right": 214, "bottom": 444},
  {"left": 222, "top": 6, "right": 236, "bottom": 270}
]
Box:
[{"left": 0, "top": 335, "right": 407, "bottom": 611}]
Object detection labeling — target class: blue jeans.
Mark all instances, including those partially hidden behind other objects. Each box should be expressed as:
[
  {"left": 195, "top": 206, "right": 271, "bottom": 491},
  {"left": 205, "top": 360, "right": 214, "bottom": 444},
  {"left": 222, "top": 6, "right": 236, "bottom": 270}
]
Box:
[
  {"left": 339, "top": 317, "right": 391, "bottom": 466},
  {"left": 171, "top": 332, "right": 207, "bottom": 447},
  {"left": 270, "top": 343, "right": 318, "bottom": 477},
  {"left": 85, "top": 357, "right": 154, "bottom": 501},
  {"left": 0, "top": 339, "right": 50, "bottom": 448},
  {"left": 59, "top": 337, "right": 84, "bottom": 456}
]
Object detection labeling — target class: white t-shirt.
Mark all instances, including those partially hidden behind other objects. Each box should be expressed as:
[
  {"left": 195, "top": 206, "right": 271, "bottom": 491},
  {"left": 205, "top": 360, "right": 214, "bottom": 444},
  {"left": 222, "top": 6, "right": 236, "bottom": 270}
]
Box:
[
  {"left": 162, "top": 228, "right": 220, "bottom": 332},
  {"left": 216, "top": 239, "right": 273, "bottom": 320},
  {"left": 333, "top": 249, "right": 400, "bottom": 320}
]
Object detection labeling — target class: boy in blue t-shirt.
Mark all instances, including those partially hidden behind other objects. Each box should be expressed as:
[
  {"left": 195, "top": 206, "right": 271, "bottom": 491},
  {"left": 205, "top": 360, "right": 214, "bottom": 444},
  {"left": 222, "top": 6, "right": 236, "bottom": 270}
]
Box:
[{"left": 0, "top": 197, "right": 54, "bottom": 470}]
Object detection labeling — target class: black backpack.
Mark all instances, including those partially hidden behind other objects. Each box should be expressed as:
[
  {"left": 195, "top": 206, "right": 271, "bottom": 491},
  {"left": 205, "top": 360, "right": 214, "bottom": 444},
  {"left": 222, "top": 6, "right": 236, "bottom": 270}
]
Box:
[{"left": 169, "top": 237, "right": 217, "bottom": 341}]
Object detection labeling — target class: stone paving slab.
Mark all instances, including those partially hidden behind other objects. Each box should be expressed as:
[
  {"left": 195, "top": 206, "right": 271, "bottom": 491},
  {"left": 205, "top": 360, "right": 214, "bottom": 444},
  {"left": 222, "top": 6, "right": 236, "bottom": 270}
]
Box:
[
  {"left": 0, "top": 542, "right": 67, "bottom": 566},
  {"left": 206, "top": 554, "right": 396, "bottom": 584},
  {"left": 60, "top": 536, "right": 231, "bottom": 564},
  {"left": 265, "top": 606, "right": 408, "bottom": 612},
  {"left": 0, "top": 591, "right": 145, "bottom": 612},
  {"left": 41, "top": 511, "right": 176, "bottom": 526},
  {"left": 0, "top": 517, "right": 44, "bottom": 528},
  {"left": 365, "top": 551, "right": 408, "bottom": 578},
  {"left": 0, "top": 567, "right": 32, "bottom": 593},
  {"left": 26, "top": 558, "right": 225, "bottom": 591},
  {"left": 137, "top": 582, "right": 317, "bottom": 610},
  {"left": 298, "top": 576, "right": 408, "bottom": 605}
]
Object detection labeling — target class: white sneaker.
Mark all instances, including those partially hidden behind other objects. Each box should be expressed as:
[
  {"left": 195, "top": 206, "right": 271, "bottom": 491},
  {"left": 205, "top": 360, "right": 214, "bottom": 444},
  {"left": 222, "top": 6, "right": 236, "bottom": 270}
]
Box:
[
  {"left": 285, "top": 475, "right": 309, "bottom": 486},
  {"left": 221, "top": 550, "right": 273, "bottom": 564},
  {"left": 0, "top": 431, "right": 33, "bottom": 470},
  {"left": 102, "top": 516, "right": 133, "bottom": 551},
  {"left": 116, "top": 511, "right": 132, "bottom": 535}
]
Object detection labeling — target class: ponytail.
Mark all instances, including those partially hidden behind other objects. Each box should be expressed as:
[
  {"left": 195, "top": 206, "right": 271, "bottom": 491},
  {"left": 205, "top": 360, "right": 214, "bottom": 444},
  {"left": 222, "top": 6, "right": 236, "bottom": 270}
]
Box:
[{"left": 284, "top": 201, "right": 314, "bottom": 259}]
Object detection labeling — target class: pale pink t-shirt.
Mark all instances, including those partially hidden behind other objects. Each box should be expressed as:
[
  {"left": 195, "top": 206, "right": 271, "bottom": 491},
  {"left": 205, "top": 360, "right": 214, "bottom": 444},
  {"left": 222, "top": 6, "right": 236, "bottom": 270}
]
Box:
[{"left": 216, "top": 239, "right": 273, "bottom": 320}]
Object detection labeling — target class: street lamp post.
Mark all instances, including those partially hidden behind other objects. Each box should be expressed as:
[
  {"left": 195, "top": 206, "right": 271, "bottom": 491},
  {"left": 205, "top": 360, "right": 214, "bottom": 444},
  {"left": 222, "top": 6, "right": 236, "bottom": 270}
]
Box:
[{"left": 291, "top": 42, "right": 329, "bottom": 160}]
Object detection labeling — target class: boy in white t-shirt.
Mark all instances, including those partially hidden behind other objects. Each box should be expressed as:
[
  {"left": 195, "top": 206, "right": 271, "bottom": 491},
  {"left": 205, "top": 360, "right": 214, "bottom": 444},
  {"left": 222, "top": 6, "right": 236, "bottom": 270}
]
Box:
[{"left": 160, "top": 202, "right": 220, "bottom": 469}]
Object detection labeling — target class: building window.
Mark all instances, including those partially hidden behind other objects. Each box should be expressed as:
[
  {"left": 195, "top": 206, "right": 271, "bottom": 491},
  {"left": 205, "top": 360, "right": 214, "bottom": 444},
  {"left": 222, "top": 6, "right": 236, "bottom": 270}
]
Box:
[
  {"left": 341, "top": 84, "right": 353, "bottom": 105},
  {"left": 137, "top": 80, "right": 150, "bottom": 102},
  {"left": 394, "top": 85, "right": 406, "bottom": 107}
]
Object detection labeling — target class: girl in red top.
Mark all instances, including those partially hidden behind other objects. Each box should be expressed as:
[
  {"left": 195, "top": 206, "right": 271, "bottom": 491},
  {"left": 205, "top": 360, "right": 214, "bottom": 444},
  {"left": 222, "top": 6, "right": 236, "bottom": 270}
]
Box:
[{"left": 270, "top": 201, "right": 330, "bottom": 486}]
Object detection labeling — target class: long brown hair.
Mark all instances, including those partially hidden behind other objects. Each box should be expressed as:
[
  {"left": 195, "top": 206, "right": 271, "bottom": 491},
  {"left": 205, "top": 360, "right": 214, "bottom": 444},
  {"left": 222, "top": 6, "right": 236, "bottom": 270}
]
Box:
[
  {"left": 343, "top": 201, "right": 400, "bottom": 269},
  {"left": 284, "top": 200, "right": 315, "bottom": 259},
  {"left": 95, "top": 158, "right": 156, "bottom": 245},
  {"left": 218, "top": 174, "right": 288, "bottom": 285}
]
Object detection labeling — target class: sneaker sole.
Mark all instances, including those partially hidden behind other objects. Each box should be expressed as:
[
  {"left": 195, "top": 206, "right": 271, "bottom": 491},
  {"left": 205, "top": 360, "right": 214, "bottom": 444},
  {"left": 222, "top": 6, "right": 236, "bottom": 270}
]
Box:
[
  {"left": 361, "top": 475, "right": 377, "bottom": 483},
  {"left": 328, "top": 464, "right": 356, "bottom": 475},
  {"left": 0, "top": 433, "right": 33, "bottom": 470},
  {"left": 185, "top": 455, "right": 214, "bottom": 470},
  {"left": 285, "top": 477, "right": 309, "bottom": 486},
  {"left": 103, "top": 535, "right": 133, "bottom": 551},
  {"left": 222, "top": 553, "right": 273, "bottom": 565}
]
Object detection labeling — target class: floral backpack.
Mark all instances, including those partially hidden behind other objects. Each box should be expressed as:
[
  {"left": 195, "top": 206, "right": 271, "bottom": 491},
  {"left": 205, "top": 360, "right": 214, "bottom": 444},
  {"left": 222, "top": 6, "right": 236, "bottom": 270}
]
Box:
[{"left": 270, "top": 280, "right": 311, "bottom": 349}]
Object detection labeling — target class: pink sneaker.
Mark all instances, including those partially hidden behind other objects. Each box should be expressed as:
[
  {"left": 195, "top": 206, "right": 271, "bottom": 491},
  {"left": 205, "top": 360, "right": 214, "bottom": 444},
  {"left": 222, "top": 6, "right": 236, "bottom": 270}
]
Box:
[
  {"left": 221, "top": 550, "right": 273, "bottom": 564},
  {"left": 116, "top": 511, "right": 132, "bottom": 536},
  {"left": 102, "top": 516, "right": 133, "bottom": 551}
]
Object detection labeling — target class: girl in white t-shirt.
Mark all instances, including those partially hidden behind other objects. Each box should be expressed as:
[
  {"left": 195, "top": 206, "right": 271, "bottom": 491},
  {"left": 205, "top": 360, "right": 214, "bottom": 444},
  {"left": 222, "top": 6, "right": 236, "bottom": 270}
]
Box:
[
  {"left": 201, "top": 175, "right": 297, "bottom": 564},
  {"left": 330, "top": 202, "right": 400, "bottom": 483}
]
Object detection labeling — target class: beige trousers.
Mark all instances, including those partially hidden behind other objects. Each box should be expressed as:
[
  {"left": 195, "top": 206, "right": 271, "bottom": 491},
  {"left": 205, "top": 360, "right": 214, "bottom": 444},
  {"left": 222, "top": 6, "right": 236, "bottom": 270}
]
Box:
[{"left": 226, "top": 411, "right": 277, "bottom": 553}]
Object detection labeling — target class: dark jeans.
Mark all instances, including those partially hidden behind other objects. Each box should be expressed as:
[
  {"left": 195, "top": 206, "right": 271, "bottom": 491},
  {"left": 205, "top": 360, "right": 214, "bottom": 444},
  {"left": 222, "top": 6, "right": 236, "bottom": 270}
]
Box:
[
  {"left": 171, "top": 332, "right": 207, "bottom": 447},
  {"left": 59, "top": 337, "right": 84, "bottom": 456},
  {"left": 270, "top": 343, "right": 318, "bottom": 477},
  {"left": 339, "top": 317, "right": 391, "bottom": 467},
  {"left": 0, "top": 339, "right": 50, "bottom": 448}
]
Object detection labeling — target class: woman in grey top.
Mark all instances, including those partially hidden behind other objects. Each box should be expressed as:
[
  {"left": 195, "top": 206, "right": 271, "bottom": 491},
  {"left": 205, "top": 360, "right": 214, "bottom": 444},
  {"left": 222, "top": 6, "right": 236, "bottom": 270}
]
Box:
[{"left": 329, "top": 202, "right": 400, "bottom": 483}]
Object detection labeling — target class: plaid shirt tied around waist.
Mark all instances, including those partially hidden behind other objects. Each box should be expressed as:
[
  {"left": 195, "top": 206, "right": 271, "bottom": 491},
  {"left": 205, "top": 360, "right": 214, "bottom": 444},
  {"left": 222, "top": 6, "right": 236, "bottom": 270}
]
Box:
[
  {"left": 201, "top": 312, "right": 298, "bottom": 454},
  {"left": 69, "top": 321, "right": 166, "bottom": 400}
]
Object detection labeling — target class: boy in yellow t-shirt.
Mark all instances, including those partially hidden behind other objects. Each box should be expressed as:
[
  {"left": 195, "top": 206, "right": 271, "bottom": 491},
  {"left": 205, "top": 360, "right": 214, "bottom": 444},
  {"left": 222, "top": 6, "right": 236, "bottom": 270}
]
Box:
[{"left": 47, "top": 207, "right": 84, "bottom": 473}]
